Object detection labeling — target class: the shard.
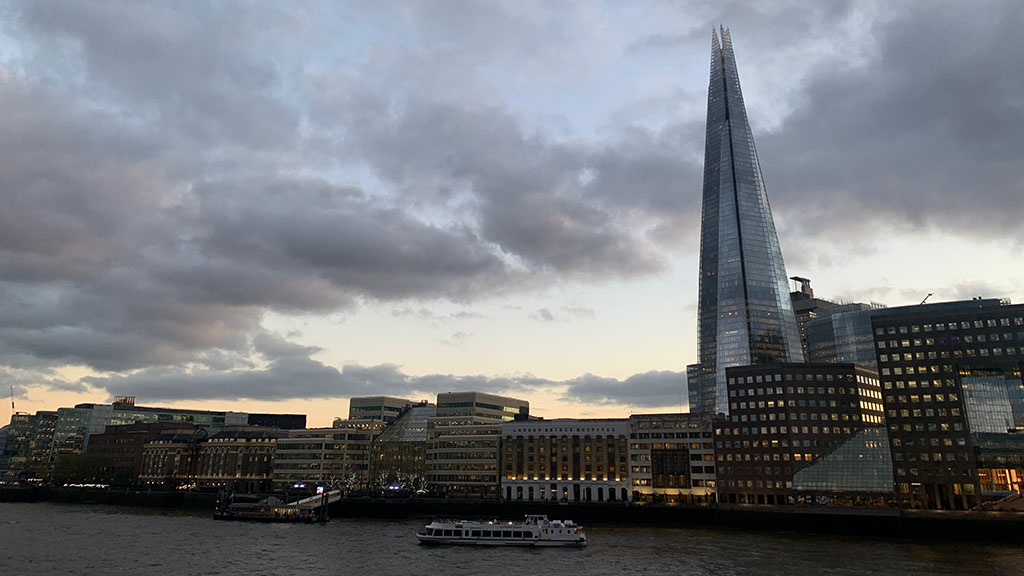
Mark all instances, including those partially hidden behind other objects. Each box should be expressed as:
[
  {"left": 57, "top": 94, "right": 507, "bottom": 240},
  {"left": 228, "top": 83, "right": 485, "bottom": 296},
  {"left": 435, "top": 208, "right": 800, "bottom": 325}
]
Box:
[{"left": 691, "top": 27, "right": 803, "bottom": 415}]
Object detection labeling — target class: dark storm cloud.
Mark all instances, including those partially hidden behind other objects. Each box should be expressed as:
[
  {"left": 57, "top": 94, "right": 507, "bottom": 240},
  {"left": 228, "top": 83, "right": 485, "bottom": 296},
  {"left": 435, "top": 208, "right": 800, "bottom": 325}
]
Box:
[
  {"left": 80, "top": 361, "right": 549, "bottom": 402},
  {"left": 0, "top": 1, "right": 689, "bottom": 379},
  {"left": 562, "top": 370, "right": 688, "bottom": 409},
  {"left": 82, "top": 358, "right": 374, "bottom": 402},
  {"left": 1, "top": 367, "right": 85, "bottom": 396},
  {"left": 78, "top": 357, "right": 686, "bottom": 407},
  {"left": 186, "top": 175, "right": 510, "bottom": 303},
  {"left": 16, "top": 0, "right": 300, "bottom": 150},
  {"left": 757, "top": 2, "right": 1024, "bottom": 244},
  {"left": 252, "top": 332, "right": 323, "bottom": 360},
  {"left": 338, "top": 96, "right": 672, "bottom": 277},
  {"left": 3, "top": 0, "right": 1022, "bottom": 398}
]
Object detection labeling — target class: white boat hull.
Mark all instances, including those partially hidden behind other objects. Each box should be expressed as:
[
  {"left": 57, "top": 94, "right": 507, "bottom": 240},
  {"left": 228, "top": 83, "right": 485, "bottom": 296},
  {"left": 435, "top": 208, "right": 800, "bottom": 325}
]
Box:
[
  {"left": 417, "top": 515, "right": 587, "bottom": 547},
  {"left": 416, "top": 534, "right": 586, "bottom": 547}
]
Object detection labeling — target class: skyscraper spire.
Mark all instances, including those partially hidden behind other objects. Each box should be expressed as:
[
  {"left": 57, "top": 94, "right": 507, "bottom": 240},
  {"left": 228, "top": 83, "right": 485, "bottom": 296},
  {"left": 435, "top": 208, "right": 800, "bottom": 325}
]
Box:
[{"left": 691, "top": 27, "right": 803, "bottom": 415}]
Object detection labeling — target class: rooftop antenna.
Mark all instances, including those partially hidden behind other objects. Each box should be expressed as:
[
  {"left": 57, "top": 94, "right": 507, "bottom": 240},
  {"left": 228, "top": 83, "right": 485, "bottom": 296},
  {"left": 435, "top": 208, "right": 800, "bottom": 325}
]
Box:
[
  {"left": 9, "top": 385, "right": 14, "bottom": 412},
  {"left": 920, "top": 293, "right": 934, "bottom": 305}
]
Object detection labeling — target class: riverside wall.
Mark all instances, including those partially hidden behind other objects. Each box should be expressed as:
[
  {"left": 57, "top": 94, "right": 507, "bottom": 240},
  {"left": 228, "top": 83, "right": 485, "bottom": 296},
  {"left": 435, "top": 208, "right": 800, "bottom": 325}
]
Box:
[{"left": 4, "top": 487, "right": 1023, "bottom": 542}]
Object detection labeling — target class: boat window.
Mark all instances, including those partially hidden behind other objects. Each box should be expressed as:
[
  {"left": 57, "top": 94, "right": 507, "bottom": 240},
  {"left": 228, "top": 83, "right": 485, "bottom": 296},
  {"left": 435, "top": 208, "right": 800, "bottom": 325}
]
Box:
[
  {"left": 471, "top": 530, "right": 481, "bottom": 537},
  {"left": 502, "top": 531, "right": 512, "bottom": 538},
  {"left": 512, "top": 531, "right": 522, "bottom": 538}
]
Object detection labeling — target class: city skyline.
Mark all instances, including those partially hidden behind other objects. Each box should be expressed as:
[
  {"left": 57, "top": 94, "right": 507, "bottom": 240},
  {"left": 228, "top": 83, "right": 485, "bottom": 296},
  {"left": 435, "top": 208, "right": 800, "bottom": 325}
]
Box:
[{"left": 3, "top": 2, "right": 1024, "bottom": 427}]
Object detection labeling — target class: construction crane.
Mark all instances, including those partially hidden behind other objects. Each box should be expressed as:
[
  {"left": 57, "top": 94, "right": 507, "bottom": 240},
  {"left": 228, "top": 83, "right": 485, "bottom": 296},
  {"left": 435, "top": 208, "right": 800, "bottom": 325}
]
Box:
[{"left": 920, "top": 293, "right": 934, "bottom": 305}]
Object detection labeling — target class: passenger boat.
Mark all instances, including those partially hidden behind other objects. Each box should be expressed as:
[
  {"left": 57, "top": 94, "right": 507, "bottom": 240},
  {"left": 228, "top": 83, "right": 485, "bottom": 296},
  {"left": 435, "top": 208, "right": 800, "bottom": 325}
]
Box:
[
  {"left": 416, "top": 515, "right": 586, "bottom": 547},
  {"left": 213, "top": 494, "right": 329, "bottom": 523}
]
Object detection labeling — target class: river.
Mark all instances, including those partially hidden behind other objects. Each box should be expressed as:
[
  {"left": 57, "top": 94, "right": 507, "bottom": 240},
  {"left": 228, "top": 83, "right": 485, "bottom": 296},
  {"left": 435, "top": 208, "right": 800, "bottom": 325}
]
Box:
[{"left": 1, "top": 503, "right": 1021, "bottom": 575}]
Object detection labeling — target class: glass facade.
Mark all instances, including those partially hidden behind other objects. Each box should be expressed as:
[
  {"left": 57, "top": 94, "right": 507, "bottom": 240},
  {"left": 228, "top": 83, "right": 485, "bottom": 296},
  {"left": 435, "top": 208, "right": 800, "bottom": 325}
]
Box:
[
  {"left": 1007, "top": 378, "right": 1024, "bottom": 430},
  {"left": 369, "top": 404, "right": 436, "bottom": 484},
  {"left": 53, "top": 407, "right": 94, "bottom": 455},
  {"left": 805, "top": 303, "right": 885, "bottom": 368},
  {"left": 962, "top": 376, "right": 1014, "bottom": 433},
  {"left": 792, "top": 426, "right": 893, "bottom": 493},
  {"left": 870, "top": 299, "right": 1024, "bottom": 509},
  {"left": 696, "top": 27, "right": 803, "bottom": 415},
  {"left": 716, "top": 363, "right": 883, "bottom": 505}
]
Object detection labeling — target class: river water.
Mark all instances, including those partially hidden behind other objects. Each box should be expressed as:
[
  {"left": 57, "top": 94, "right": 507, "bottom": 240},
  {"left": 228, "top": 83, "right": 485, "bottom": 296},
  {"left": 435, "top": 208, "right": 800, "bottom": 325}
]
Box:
[{"left": 1, "top": 503, "right": 1021, "bottom": 575}]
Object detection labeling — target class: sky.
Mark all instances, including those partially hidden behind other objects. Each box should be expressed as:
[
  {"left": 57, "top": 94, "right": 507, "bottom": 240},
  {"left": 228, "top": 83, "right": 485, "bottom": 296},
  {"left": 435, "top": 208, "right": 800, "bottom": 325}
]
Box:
[{"left": 2, "top": 1, "right": 1023, "bottom": 427}]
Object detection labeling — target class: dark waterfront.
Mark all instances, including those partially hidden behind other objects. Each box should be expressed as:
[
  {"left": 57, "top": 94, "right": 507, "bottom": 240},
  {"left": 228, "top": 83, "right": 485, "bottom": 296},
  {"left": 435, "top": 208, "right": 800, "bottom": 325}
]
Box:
[{"left": 2, "top": 503, "right": 1022, "bottom": 575}]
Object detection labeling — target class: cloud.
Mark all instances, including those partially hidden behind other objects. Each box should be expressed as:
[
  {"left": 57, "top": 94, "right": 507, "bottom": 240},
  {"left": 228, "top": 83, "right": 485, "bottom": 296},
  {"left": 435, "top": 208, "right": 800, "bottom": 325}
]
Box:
[
  {"left": 626, "top": 33, "right": 691, "bottom": 54},
  {"left": 0, "top": 1, "right": 684, "bottom": 378},
  {"left": 760, "top": 2, "right": 1024, "bottom": 245},
  {"left": 336, "top": 96, "right": 673, "bottom": 277},
  {"left": 252, "top": 332, "right": 323, "bottom": 360},
  {"left": 75, "top": 358, "right": 687, "bottom": 410},
  {"left": 2, "top": 0, "right": 1023, "bottom": 406},
  {"left": 530, "top": 308, "right": 557, "bottom": 323},
  {"left": 439, "top": 331, "right": 472, "bottom": 348},
  {"left": 529, "top": 306, "right": 595, "bottom": 322},
  {"left": 1, "top": 367, "right": 87, "bottom": 396},
  {"left": 563, "top": 370, "right": 689, "bottom": 408}
]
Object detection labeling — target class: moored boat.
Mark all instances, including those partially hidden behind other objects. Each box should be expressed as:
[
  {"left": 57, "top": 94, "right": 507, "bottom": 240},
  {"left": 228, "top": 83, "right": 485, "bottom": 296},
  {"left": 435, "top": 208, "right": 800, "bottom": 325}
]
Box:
[
  {"left": 416, "top": 515, "right": 586, "bottom": 547},
  {"left": 213, "top": 493, "right": 331, "bottom": 523}
]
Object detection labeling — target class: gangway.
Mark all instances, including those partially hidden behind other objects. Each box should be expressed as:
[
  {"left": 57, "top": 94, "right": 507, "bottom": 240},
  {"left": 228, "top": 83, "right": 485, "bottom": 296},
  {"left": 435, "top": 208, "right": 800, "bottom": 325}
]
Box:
[{"left": 291, "top": 489, "right": 343, "bottom": 507}]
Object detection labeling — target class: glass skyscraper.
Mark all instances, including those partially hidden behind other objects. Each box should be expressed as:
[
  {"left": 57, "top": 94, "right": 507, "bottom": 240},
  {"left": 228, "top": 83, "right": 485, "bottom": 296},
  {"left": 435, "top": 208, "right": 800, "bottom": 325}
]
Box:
[{"left": 693, "top": 27, "right": 803, "bottom": 415}]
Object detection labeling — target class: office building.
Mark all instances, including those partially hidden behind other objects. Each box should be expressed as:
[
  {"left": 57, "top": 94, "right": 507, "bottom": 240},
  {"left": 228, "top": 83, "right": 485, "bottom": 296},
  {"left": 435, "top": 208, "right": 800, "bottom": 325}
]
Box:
[
  {"left": 715, "top": 363, "right": 883, "bottom": 505},
  {"left": 628, "top": 413, "right": 717, "bottom": 504},
  {"left": 271, "top": 421, "right": 384, "bottom": 492},
  {"left": 871, "top": 298, "right": 1024, "bottom": 509},
  {"left": 687, "top": 363, "right": 711, "bottom": 415},
  {"left": 805, "top": 302, "right": 887, "bottom": 369},
  {"left": 426, "top": 392, "right": 529, "bottom": 499},
  {"left": 52, "top": 397, "right": 248, "bottom": 458},
  {"left": 435, "top": 391, "right": 529, "bottom": 421},
  {"left": 1, "top": 413, "right": 37, "bottom": 479},
  {"left": 245, "top": 413, "right": 306, "bottom": 430},
  {"left": 790, "top": 277, "right": 838, "bottom": 359},
  {"left": 500, "top": 419, "right": 630, "bottom": 503},
  {"left": 369, "top": 402, "right": 435, "bottom": 489},
  {"left": 347, "top": 396, "right": 416, "bottom": 424},
  {"left": 693, "top": 27, "right": 803, "bottom": 415}
]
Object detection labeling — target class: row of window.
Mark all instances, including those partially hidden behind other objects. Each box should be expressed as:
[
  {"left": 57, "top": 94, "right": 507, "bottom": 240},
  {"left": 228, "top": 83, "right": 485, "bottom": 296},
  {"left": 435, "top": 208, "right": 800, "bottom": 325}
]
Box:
[
  {"left": 886, "top": 393, "right": 959, "bottom": 404},
  {"left": 882, "top": 348, "right": 1019, "bottom": 365},
  {"left": 730, "top": 385, "right": 878, "bottom": 399},
  {"left": 890, "top": 422, "right": 966, "bottom": 433},
  {"left": 876, "top": 317, "right": 1023, "bottom": 335},
  {"left": 880, "top": 331, "right": 1023, "bottom": 348},
  {"left": 732, "top": 398, "right": 877, "bottom": 411},
  {"left": 718, "top": 425, "right": 859, "bottom": 436},
  {"left": 631, "top": 432, "right": 708, "bottom": 439},
  {"left": 630, "top": 442, "right": 711, "bottom": 450},
  {"left": 720, "top": 479, "right": 792, "bottom": 489},
  {"left": 895, "top": 467, "right": 973, "bottom": 478},
  {"left": 729, "top": 373, "right": 876, "bottom": 385},
  {"left": 732, "top": 412, "right": 870, "bottom": 424}
]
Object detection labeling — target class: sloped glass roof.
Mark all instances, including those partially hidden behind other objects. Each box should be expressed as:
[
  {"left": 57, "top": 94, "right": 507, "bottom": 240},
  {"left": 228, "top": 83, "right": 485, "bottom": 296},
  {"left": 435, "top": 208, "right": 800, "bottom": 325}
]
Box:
[
  {"left": 375, "top": 405, "right": 436, "bottom": 443},
  {"left": 793, "top": 426, "right": 893, "bottom": 493}
]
